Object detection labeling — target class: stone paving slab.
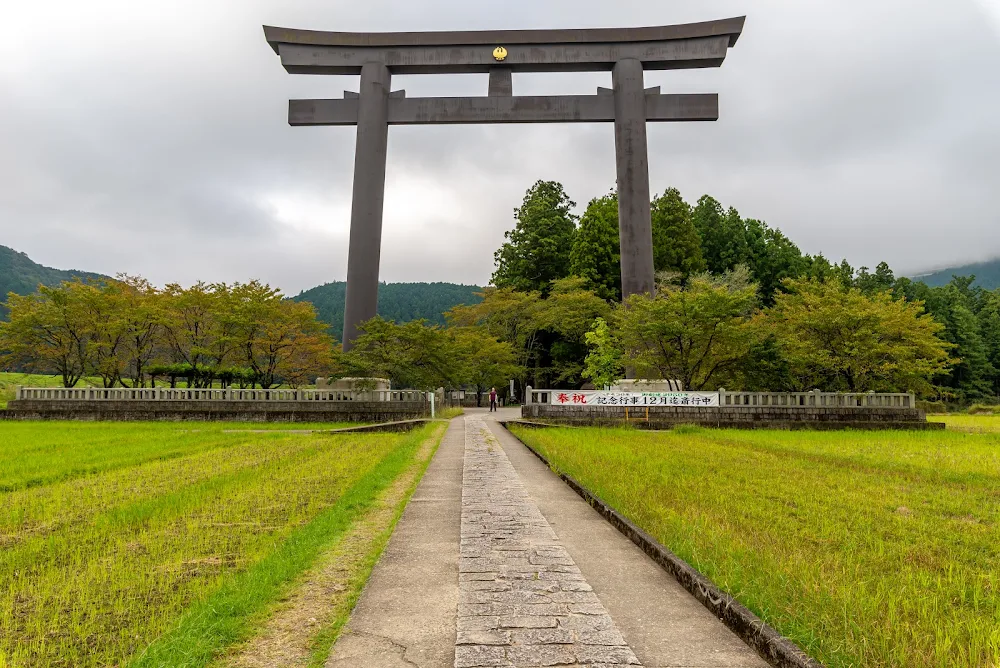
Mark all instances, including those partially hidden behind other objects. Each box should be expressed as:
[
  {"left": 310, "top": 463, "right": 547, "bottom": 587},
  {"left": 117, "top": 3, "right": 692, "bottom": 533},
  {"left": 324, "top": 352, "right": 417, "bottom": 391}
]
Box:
[{"left": 457, "top": 415, "right": 642, "bottom": 667}]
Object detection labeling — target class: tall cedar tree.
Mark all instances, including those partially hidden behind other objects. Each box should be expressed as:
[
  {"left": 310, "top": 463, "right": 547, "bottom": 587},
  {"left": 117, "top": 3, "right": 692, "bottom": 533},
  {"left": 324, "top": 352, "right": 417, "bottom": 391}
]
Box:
[
  {"left": 744, "top": 219, "right": 809, "bottom": 304},
  {"left": 569, "top": 188, "right": 706, "bottom": 301},
  {"left": 978, "top": 290, "right": 1000, "bottom": 397},
  {"left": 893, "top": 276, "right": 999, "bottom": 401},
  {"left": 492, "top": 180, "right": 577, "bottom": 295},
  {"left": 692, "top": 196, "right": 750, "bottom": 274},
  {"left": 569, "top": 193, "right": 621, "bottom": 300},
  {"left": 651, "top": 188, "right": 706, "bottom": 278}
]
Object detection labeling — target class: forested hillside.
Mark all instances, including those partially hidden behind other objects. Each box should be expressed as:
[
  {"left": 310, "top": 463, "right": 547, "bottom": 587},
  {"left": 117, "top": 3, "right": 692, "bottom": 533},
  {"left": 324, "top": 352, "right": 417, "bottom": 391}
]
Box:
[
  {"left": 0, "top": 245, "right": 108, "bottom": 316},
  {"left": 915, "top": 258, "right": 1000, "bottom": 290},
  {"left": 293, "top": 281, "right": 483, "bottom": 337},
  {"left": 0, "top": 245, "right": 107, "bottom": 298}
]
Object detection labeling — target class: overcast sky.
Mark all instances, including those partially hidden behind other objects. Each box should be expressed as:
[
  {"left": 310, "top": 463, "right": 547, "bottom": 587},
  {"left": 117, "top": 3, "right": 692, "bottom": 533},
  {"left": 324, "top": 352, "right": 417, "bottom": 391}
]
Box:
[{"left": 2, "top": 1, "right": 999, "bottom": 294}]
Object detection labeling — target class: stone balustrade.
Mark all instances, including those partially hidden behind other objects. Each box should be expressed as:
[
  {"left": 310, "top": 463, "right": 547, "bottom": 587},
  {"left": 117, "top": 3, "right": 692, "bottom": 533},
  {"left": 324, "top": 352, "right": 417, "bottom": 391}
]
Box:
[{"left": 14, "top": 386, "right": 428, "bottom": 403}]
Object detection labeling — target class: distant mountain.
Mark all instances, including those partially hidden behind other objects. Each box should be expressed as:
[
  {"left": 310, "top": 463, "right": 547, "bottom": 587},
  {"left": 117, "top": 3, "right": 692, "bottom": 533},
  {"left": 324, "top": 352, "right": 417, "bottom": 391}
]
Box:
[
  {"left": 0, "top": 245, "right": 109, "bottom": 314},
  {"left": 293, "top": 281, "right": 484, "bottom": 338},
  {"left": 914, "top": 258, "right": 1000, "bottom": 290}
]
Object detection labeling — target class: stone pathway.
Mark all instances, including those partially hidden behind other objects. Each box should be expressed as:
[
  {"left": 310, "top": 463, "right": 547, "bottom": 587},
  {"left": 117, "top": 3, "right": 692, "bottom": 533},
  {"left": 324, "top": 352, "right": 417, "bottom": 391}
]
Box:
[{"left": 457, "top": 415, "right": 641, "bottom": 667}]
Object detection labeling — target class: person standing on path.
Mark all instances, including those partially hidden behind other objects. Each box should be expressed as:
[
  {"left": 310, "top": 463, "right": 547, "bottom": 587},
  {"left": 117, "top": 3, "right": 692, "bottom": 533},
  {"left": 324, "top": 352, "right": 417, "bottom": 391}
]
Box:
[{"left": 489, "top": 387, "right": 498, "bottom": 412}]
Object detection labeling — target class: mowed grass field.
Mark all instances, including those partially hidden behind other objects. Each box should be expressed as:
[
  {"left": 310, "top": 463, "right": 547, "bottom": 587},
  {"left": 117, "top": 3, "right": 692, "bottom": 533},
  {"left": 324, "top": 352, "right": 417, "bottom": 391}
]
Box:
[
  {"left": 510, "top": 419, "right": 1000, "bottom": 668},
  {"left": 0, "top": 420, "right": 445, "bottom": 667}
]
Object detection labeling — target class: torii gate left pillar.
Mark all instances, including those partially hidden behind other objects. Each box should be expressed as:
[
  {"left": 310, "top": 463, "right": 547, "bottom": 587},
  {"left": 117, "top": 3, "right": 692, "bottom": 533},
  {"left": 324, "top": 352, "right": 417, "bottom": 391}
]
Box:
[{"left": 264, "top": 19, "right": 745, "bottom": 349}]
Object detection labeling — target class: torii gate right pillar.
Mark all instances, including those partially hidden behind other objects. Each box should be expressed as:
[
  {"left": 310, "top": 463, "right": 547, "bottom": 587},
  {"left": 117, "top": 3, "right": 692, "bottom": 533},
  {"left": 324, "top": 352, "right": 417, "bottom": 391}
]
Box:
[{"left": 612, "top": 58, "right": 656, "bottom": 300}]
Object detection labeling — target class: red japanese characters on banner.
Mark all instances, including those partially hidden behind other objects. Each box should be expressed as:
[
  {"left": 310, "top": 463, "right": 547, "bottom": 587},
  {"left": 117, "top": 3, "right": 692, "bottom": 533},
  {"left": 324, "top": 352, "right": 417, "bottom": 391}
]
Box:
[{"left": 551, "top": 392, "right": 720, "bottom": 407}]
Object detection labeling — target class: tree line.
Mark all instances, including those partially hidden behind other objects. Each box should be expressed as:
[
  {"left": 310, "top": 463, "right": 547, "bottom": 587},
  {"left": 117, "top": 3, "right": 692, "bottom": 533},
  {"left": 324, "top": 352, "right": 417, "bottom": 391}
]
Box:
[
  {"left": 4, "top": 179, "right": 997, "bottom": 404},
  {"left": 0, "top": 277, "right": 334, "bottom": 389},
  {"left": 0, "top": 275, "right": 524, "bottom": 399},
  {"left": 483, "top": 180, "right": 999, "bottom": 403}
]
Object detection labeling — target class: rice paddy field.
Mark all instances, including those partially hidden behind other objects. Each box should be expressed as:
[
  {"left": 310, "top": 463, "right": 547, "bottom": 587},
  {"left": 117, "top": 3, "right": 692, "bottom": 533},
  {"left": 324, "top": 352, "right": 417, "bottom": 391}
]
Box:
[
  {"left": 510, "top": 418, "right": 1000, "bottom": 668},
  {"left": 0, "top": 420, "right": 445, "bottom": 667},
  {"left": 931, "top": 414, "right": 1000, "bottom": 433}
]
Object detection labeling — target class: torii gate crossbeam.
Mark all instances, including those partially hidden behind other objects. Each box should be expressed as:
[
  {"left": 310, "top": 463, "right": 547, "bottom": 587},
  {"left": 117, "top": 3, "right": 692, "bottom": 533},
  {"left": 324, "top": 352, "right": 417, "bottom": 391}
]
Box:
[{"left": 264, "top": 18, "right": 745, "bottom": 349}]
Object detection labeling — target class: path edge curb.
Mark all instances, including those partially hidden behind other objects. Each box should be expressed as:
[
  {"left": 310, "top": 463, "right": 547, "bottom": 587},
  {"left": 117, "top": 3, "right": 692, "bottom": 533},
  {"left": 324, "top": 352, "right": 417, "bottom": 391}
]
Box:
[{"left": 498, "top": 421, "right": 825, "bottom": 668}]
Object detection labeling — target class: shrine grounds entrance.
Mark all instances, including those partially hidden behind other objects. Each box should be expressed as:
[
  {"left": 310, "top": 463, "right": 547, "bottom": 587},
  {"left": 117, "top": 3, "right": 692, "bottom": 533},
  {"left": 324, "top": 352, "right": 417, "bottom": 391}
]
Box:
[{"left": 264, "top": 18, "right": 745, "bottom": 348}]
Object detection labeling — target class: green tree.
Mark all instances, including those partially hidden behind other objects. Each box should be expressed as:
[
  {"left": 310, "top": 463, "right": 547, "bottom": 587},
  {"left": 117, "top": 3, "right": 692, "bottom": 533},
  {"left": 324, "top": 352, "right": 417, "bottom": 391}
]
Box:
[
  {"left": 693, "top": 197, "right": 750, "bottom": 275},
  {"left": 855, "top": 262, "right": 896, "bottom": 295},
  {"left": 893, "top": 276, "right": 996, "bottom": 402},
  {"left": 744, "top": 219, "right": 809, "bottom": 304},
  {"left": 834, "top": 259, "right": 856, "bottom": 286},
  {"left": 736, "top": 335, "right": 795, "bottom": 391},
  {"left": 978, "top": 289, "right": 1000, "bottom": 398},
  {"left": 0, "top": 282, "right": 92, "bottom": 387},
  {"left": 533, "top": 277, "right": 611, "bottom": 387},
  {"left": 760, "top": 278, "right": 953, "bottom": 394},
  {"left": 159, "top": 282, "right": 231, "bottom": 386},
  {"left": 115, "top": 275, "right": 165, "bottom": 388},
  {"left": 582, "top": 317, "right": 624, "bottom": 388},
  {"left": 492, "top": 180, "right": 577, "bottom": 295},
  {"left": 612, "top": 274, "right": 760, "bottom": 390},
  {"left": 651, "top": 188, "right": 705, "bottom": 278},
  {"left": 344, "top": 318, "right": 460, "bottom": 390},
  {"left": 451, "top": 327, "right": 523, "bottom": 404},
  {"left": 448, "top": 287, "right": 542, "bottom": 392},
  {"left": 83, "top": 281, "right": 127, "bottom": 387},
  {"left": 569, "top": 193, "right": 621, "bottom": 300},
  {"left": 229, "top": 281, "right": 335, "bottom": 388}
]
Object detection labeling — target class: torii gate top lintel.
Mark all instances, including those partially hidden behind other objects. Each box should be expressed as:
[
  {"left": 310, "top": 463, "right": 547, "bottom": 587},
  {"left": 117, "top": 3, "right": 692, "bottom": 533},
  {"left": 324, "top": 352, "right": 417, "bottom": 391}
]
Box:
[
  {"left": 263, "top": 19, "right": 744, "bottom": 77},
  {"left": 263, "top": 18, "right": 745, "bottom": 350},
  {"left": 263, "top": 18, "right": 744, "bottom": 63}
]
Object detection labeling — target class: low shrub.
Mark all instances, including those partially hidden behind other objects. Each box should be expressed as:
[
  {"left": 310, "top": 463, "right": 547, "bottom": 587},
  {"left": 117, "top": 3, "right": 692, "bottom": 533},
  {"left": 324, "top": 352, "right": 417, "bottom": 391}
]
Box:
[{"left": 967, "top": 404, "right": 1000, "bottom": 415}]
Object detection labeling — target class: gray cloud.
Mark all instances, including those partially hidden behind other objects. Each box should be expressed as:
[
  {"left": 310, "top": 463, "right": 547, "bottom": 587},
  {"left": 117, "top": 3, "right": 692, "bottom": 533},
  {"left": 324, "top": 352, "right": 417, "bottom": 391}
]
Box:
[{"left": 1, "top": 0, "right": 998, "bottom": 293}]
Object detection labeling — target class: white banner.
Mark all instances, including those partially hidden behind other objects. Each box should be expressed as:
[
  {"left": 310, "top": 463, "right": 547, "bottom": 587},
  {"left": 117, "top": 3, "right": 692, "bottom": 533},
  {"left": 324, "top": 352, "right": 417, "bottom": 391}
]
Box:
[{"left": 549, "top": 391, "right": 719, "bottom": 407}]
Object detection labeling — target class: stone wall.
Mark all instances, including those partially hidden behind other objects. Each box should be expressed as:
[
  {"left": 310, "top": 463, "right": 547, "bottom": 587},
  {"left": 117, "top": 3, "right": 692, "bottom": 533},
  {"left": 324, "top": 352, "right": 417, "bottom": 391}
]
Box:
[
  {"left": 521, "top": 404, "right": 942, "bottom": 430},
  {"left": 2, "top": 400, "right": 430, "bottom": 423}
]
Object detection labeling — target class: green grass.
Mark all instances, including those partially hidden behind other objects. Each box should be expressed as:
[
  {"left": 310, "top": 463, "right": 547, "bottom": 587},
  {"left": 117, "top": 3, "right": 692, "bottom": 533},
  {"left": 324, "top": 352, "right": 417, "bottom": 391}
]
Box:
[
  {"left": 510, "top": 424, "right": 1000, "bottom": 668},
  {"left": 931, "top": 414, "right": 1000, "bottom": 433},
  {"left": 0, "top": 421, "right": 438, "bottom": 666},
  {"left": 0, "top": 373, "right": 101, "bottom": 409}
]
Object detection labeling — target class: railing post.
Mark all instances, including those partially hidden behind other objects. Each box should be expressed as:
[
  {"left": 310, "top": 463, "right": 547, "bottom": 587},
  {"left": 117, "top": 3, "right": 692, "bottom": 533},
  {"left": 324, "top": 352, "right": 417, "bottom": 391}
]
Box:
[{"left": 525, "top": 385, "right": 533, "bottom": 406}]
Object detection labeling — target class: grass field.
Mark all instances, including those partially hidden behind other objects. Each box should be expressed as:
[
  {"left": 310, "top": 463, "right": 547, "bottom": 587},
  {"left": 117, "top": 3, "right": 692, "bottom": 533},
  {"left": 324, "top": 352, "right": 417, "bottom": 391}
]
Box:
[
  {"left": 510, "top": 422, "right": 1000, "bottom": 668},
  {"left": 0, "top": 420, "right": 445, "bottom": 666},
  {"left": 930, "top": 414, "right": 1000, "bottom": 433},
  {"left": 0, "top": 373, "right": 100, "bottom": 409}
]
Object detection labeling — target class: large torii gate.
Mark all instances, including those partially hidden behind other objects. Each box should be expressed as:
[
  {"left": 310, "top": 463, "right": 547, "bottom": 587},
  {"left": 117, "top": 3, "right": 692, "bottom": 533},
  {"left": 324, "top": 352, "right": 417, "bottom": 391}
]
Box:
[{"left": 264, "top": 18, "right": 745, "bottom": 349}]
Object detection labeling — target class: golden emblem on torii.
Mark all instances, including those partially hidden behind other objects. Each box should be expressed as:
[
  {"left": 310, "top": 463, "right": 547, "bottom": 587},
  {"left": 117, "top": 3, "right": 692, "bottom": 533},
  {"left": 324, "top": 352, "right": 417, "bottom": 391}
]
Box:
[{"left": 493, "top": 46, "right": 508, "bottom": 62}]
